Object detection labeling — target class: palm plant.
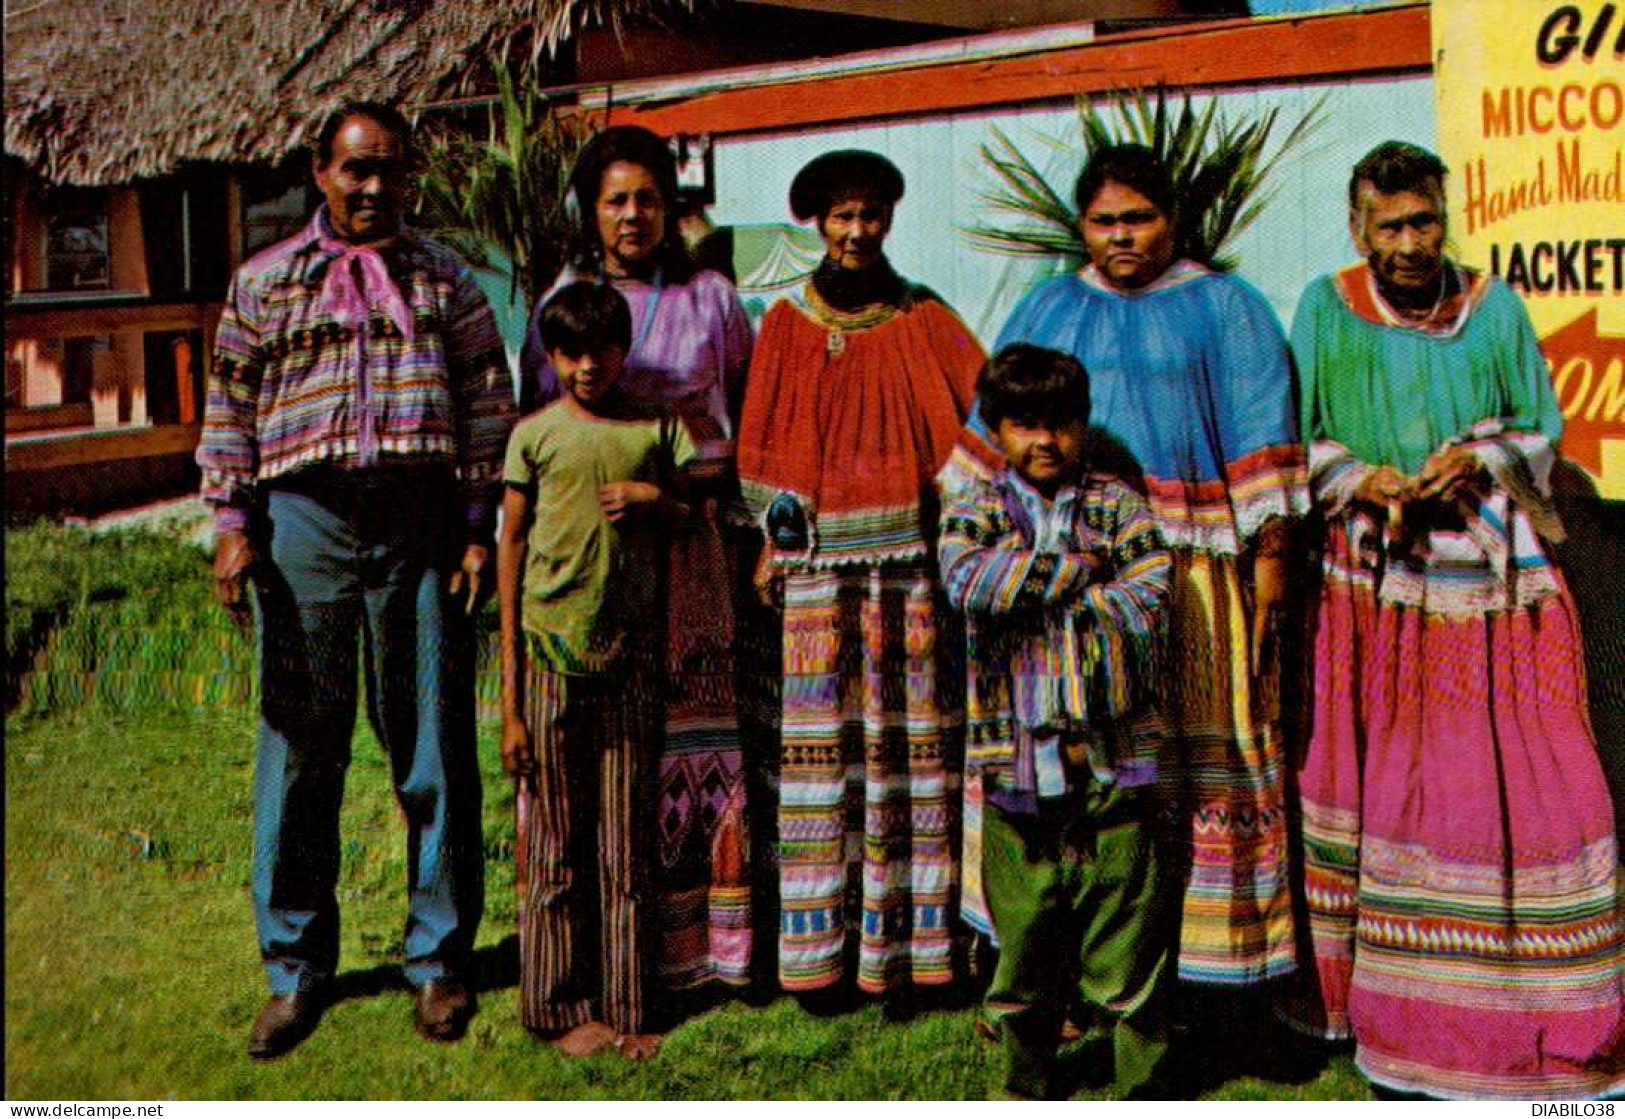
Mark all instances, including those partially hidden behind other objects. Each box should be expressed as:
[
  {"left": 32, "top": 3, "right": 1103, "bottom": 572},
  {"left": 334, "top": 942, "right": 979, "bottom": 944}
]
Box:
[
  {"left": 966, "top": 87, "right": 1325, "bottom": 272},
  {"left": 414, "top": 63, "right": 600, "bottom": 305}
]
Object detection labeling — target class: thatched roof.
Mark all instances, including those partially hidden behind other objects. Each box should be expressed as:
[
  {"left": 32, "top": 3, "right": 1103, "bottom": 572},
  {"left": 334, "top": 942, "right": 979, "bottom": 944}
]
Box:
[{"left": 4, "top": 0, "right": 675, "bottom": 186}]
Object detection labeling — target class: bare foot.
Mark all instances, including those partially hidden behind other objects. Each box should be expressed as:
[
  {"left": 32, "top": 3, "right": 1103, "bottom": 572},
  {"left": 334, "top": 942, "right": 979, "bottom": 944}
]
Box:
[
  {"left": 552, "top": 1021, "right": 618, "bottom": 1058},
  {"left": 613, "top": 1031, "right": 663, "bottom": 1059}
]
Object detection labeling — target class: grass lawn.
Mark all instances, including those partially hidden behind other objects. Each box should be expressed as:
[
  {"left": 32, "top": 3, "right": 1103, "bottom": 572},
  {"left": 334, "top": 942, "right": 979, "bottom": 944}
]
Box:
[{"left": 4, "top": 523, "right": 1371, "bottom": 1100}]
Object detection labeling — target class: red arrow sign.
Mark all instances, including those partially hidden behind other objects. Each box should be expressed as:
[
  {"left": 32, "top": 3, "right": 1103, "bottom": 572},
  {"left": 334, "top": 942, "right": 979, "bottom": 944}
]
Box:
[{"left": 1544, "top": 308, "right": 1625, "bottom": 481}]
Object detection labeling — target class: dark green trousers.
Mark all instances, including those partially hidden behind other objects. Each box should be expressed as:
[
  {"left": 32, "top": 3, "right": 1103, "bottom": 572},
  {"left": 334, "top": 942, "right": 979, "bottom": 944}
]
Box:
[{"left": 982, "top": 777, "right": 1173, "bottom": 1099}]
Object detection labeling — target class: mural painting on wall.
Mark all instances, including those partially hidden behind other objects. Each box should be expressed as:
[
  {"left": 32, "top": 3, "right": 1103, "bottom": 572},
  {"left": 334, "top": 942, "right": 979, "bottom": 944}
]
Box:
[{"left": 1435, "top": 0, "right": 1625, "bottom": 499}]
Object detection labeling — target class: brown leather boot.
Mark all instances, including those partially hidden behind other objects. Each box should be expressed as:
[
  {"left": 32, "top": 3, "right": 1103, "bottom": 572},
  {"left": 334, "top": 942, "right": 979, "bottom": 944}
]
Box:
[{"left": 247, "top": 989, "right": 325, "bottom": 1059}]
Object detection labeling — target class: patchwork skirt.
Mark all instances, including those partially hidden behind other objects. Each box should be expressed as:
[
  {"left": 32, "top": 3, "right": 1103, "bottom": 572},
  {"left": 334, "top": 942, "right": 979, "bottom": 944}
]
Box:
[
  {"left": 777, "top": 561, "right": 964, "bottom": 994},
  {"left": 1287, "top": 531, "right": 1623, "bottom": 1099}
]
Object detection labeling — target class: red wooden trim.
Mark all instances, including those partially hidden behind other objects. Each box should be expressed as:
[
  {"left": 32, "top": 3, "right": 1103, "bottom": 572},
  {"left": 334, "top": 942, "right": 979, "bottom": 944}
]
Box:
[{"left": 609, "top": 6, "right": 1430, "bottom": 137}]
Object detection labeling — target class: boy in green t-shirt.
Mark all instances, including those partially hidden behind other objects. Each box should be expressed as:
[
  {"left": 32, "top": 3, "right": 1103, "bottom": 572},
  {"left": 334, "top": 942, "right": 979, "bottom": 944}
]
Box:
[{"left": 497, "top": 281, "right": 694, "bottom": 1060}]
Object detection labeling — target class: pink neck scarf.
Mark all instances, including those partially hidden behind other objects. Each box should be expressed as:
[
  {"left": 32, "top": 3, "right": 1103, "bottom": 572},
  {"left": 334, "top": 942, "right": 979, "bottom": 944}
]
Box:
[{"left": 317, "top": 235, "right": 415, "bottom": 342}]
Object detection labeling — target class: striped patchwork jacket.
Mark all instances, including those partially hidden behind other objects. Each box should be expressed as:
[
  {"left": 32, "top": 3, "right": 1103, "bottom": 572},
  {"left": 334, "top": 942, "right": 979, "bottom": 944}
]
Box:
[
  {"left": 197, "top": 209, "right": 515, "bottom": 536},
  {"left": 939, "top": 467, "right": 1171, "bottom": 802}
]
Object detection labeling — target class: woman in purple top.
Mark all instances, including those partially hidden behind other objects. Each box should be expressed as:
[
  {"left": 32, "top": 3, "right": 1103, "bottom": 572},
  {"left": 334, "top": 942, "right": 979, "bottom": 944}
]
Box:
[{"left": 518, "top": 126, "right": 758, "bottom": 1001}]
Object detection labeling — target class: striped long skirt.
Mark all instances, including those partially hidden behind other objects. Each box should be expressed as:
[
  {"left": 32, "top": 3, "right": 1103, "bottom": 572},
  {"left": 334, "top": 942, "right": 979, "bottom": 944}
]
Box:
[
  {"left": 778, "top": 562, "right": 964, "bottom": 994},
  {"left": 516, "top": 663, "right": 660, "bottom": 1035},
  {"left": 1288, "top": 531, "right": 1623, "bottom": 1099},
  {"left": 1162, "top": 549, "right": 1295, "bottom": 985}
]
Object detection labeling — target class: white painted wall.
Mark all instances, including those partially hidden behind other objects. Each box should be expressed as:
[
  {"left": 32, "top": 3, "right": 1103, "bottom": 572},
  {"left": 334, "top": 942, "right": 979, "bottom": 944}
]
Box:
[{"left": 708, "top": 73, "right": 1436, "bottom": 342}]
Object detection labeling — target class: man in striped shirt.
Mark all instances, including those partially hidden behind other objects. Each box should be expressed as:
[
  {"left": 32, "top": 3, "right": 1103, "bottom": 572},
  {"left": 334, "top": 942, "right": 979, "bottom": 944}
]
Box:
[{"left": 197, "top": 100, "right": 515, "bottom": 1059}]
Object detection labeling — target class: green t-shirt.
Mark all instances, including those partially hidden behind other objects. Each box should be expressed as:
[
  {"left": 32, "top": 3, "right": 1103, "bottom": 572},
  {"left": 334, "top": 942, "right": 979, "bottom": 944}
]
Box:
[{"left": 503, "top": 395, "right": 696, "bottom": 673}]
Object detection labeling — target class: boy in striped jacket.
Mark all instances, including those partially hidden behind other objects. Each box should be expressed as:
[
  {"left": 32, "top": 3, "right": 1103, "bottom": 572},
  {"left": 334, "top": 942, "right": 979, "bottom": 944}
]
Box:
[{"left": 938, "top": 344, "right": 1174, "bottom": 1099}]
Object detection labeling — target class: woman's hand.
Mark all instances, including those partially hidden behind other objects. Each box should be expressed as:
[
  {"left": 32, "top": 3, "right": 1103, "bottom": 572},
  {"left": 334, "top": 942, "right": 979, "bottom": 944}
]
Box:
[
  {"left": 599, "top": 481, "right": 662, "bottom": 523},
  {"left": 1415, "top": 446, "right": 1482, "bottom": 503},
  {"left": 1250, "top": 554, "right": 1289, "bottom": 679},
  {"left": 753, "top": 543, "right": 784, "bottom": 610},
  {"left": 1353, "top": 465, "right": 1411, "bottom": 509},
  {"left": 1249, "top": 519, "right": 1292, "bottom": 678}
]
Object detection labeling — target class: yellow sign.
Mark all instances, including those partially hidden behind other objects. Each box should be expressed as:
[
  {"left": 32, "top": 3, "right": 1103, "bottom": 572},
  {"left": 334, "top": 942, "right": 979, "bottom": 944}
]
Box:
[{"left": 1434, "top": 0, "right": 1625, "bottom": 498}]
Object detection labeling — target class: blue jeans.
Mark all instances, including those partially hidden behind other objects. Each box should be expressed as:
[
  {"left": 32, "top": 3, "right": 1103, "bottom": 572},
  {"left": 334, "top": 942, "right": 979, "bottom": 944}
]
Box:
[{"left": 250, "top": 467, "right": 484, "bottom": 995}]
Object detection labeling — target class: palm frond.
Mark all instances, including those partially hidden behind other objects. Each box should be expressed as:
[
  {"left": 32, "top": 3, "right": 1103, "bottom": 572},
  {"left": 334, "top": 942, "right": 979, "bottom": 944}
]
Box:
[
  {"left": 961, "top": 124, "right": 1088, "bottom": 265},
  {"left": 964, "top": 86, "right": 1326, "bottom": 273},
  {"left": 413, "top": 60, "right": 599, "bottom": 304}
]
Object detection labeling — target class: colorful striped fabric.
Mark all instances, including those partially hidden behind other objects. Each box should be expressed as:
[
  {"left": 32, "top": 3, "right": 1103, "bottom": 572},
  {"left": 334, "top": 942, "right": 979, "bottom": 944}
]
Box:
[
  {"left": 1287, "top": 270, "right": 1624, "bottom": 1099},
  {"left": 657, "top": 559, "right": 754, "bottom": 991},
  {"left": 777, "top": 563, "right": 964, "bottom": 994},
  {"left": 938, "top": 468, "right": 1169, "bottom": 791},
  {"left": 516, "top": 658, "right": 661, "bottom": 1035},
  {"left": 198, "top": 209, "right": 514, "bottom": 535},
  {"left": 943, "top": 262, "right": 1308, "bottom": 986},
  {"left": 939, "top": 467, "right": 1171, "bottom": 939},
  {"left": 1159, "top": 549, "right": 1295, "bottom": 984},
  {"left": 738, "top": 270, "right": 979, "bottom": 993}
]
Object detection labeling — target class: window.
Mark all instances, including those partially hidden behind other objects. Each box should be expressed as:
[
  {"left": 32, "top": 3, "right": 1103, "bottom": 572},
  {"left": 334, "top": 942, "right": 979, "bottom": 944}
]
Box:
[
  {"left": 6, "top": 351, "right": 23, "bottom": 408},
  {"left": 139, "top": 168, "right": 230, "bottom": 297},
  {"left": 142, "top": 329, "right": 204, "bottom": 424},
  {"left": 42, "top": 186, "right": 111, "bottom": 291},
  {"left": 239, "top": 163, "right": 316, "bottom": 257}
]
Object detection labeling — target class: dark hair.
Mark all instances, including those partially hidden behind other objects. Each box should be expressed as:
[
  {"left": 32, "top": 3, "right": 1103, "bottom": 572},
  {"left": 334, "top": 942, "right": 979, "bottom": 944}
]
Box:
[
  {"left": 313, "top": 101, "right": 414, "bottom": 168},
  {"left": 1072, "top": 142, "right": 1177, "bottom": 220},
  {"left": 1348, "top": 141, "right": 1448, "bottom": 210},
  {"left": 978, "top": 344, "right": 1091, "bottom": 431},
  {"left": 539, "top": 281, "right": 633, "bottom": 358},
  {"left": 788, "top": 150, "right": 905, "bottom": 222},
  {"left": 570, "top": 125, "right": 695, "bottom": 282}
]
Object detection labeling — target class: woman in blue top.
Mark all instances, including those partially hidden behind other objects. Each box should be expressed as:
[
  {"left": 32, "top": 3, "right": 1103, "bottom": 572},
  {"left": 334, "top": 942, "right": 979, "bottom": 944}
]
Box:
[{"left": 943, "top": 143, "right": 1309, "bottom": 990}]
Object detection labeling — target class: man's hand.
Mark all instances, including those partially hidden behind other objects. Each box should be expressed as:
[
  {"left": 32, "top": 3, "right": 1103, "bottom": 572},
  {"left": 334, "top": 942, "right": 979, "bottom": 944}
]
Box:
[
  {"left": 501, "top": 712, "right": 536, "bottom": 790},
  {"left": 213, "top": 530, "right": 256, "bottom": 632},
  {"left": 449, "top": 543, "right": 490, "bottom": 615},
  {"left": 598, "top": 481, "right": 662, "bottom": 523},
  {"left": 753, "top": 543, "right": 783, "bottom": 610},
  {"left": 1415, "top": 445, "right": 1482, "bottom": 503}
]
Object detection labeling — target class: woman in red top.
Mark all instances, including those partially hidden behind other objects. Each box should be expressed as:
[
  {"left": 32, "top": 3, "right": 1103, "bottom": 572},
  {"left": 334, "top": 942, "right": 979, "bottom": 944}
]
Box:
[{"left": 738, "top": 150, "right": 985, "bottom": 1007}]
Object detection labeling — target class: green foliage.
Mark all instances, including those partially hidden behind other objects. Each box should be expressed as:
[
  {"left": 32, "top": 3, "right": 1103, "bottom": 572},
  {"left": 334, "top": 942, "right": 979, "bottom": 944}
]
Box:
[
  {"left": 966, "top": 87, "right": 1325, "bottom": 272},
  {"left": 6, "top": 522, "right": 504, "bottom": 721},
  {"left": 5, "top": 523, "right": 255, "bottom": 717},
  {"left": 414, "top": 64, "right": 600, "bottom": 306}
]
